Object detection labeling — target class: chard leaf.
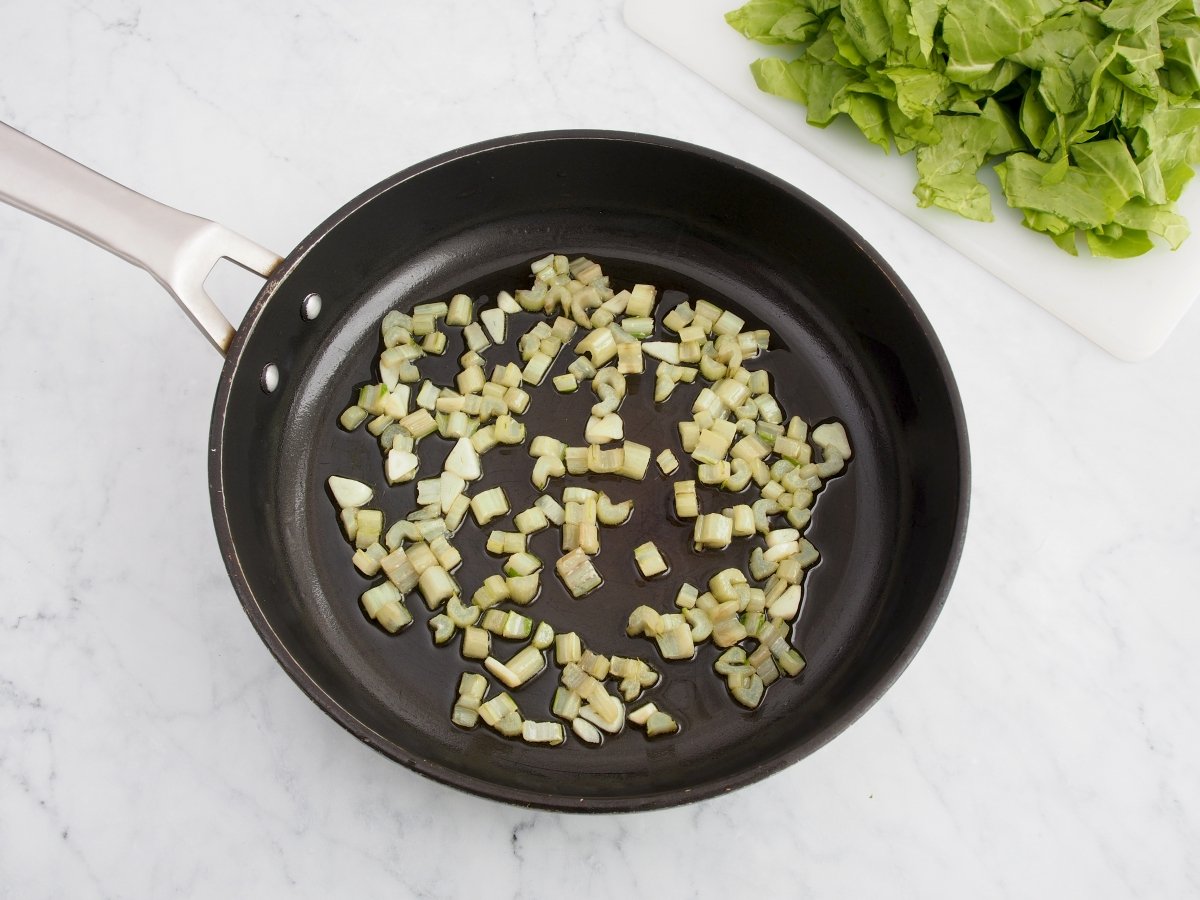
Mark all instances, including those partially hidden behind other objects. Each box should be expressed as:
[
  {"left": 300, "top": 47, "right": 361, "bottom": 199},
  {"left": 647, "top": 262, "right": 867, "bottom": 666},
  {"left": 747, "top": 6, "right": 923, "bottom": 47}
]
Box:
[
  {"left": 1162, "top": 29, "right": 1200, "bottom": 97},
  {"left": 1137, "top": 151, "right": 1169, "bottom": 205},
  {"left": 908, "top": 0, "right": 948, "bottom": 60},
  {"left": 997, "top": 152, "right": 1114, "bottom": 228},
  {"left": 1110, "top": 29, "right": 1166, "bottom": 98},
  {"left": 826, "top": 13, "right": 870, "bottom": 66},
  {"left": 771, "top": 8, "right": 825, "bottom": 42},
  {"left": 1163, "top": 161, "right": 1196, "bottom": 201},
  {"left": 845, "top": 93, "right": 894, "bottom": 150},
  {"left": 981, "top": 97, "right": 1027, "bottom": 155},
  {"left": 725, "top": 1, "right": 815, "bottom": 44},
  {"left": 1114, "top": 198, "right": 1191, "bottom": 248},
  {"left": 1019, "top": 82, "right": 1054, "bottom": 150},
  {"left": 1085, "top": 225, "right": 1155, "bottom": 258},
  {"left": 1099, "top": 0, "right": 1179, "bottom": 34},
  {"left": 942, "top": 0, "right": 1060, "bottom": 85},
  {"left": 1071, "top": 139, "right": 1144, "bottom": 205},
  {"left": 883, "top": 65, "right": 953, "bottom": 118},
  {"left": 913, "top": 114, "right": 998, "bottom": 219},
  {"left": 840, "top": 0, "right": 893, "bottom": 61},
  {"left": 750, "top": 56, "right": 811, "bottom": 105}
]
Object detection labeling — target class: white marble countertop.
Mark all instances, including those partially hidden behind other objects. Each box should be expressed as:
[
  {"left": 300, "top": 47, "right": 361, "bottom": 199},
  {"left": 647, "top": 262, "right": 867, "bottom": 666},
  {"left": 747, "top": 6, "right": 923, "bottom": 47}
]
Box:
[{"left": 1, "top": 1, "right": 1197, "bottom": 896}]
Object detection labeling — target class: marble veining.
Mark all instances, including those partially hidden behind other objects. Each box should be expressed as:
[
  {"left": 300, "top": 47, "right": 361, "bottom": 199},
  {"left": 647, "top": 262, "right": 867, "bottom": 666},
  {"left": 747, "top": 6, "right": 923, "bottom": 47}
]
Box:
[{"left": 1, "top": 1, "right": 1199, "bottom": 897}]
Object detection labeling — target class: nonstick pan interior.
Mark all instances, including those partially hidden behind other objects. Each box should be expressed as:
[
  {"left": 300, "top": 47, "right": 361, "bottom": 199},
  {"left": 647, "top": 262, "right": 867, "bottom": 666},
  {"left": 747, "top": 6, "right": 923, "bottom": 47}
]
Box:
[{"left": 210, "top": 132, "right": 968, "bottom": 811}]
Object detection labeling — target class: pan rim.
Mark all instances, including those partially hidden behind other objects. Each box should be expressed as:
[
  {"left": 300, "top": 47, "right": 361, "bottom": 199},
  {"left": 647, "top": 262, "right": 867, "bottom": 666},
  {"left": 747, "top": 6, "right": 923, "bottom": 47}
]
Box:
[{"left": 209, "top": 129, "right": 970, "bottom": 812}]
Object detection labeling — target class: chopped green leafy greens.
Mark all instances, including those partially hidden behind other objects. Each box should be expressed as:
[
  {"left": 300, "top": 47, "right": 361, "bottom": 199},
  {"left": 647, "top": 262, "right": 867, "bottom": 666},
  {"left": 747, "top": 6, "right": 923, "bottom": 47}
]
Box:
[{"left": 725, "top": 0, "right": 1200, "bottom": 257}]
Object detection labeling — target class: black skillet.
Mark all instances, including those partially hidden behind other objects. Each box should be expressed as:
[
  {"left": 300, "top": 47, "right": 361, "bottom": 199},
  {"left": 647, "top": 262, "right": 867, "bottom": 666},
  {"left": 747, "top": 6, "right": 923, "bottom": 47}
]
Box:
[{"left": 0, "top": 127, "right": 969, "bottom": 812}]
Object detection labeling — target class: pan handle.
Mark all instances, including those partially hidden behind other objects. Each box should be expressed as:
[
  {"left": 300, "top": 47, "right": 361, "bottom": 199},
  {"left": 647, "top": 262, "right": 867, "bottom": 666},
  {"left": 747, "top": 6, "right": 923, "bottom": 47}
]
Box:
[{"left": 0, "top": 122, "right": 282, "bottom": 354}]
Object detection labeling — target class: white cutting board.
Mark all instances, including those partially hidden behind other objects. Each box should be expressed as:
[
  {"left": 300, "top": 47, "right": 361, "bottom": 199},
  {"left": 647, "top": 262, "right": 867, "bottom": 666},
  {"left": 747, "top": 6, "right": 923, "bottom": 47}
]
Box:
[{"left": 625, "top": 0, "right": 1200, "bottom": 361}]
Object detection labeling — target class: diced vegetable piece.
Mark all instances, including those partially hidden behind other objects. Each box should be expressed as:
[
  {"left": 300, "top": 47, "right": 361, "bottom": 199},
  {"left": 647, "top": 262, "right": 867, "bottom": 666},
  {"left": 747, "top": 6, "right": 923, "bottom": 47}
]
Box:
[
  {"left": 812, "top": 420, "right": 852, "bottom": 461},
  {"left": 585, "top": 413, "right": 624, "bottom": 445},
  {"left": 567, "top": 356, "right": 597, "bottom": 381},
  {"left": 328, "top": 475, "right": 373, "bottom": 509},
  {"left": 493, "top": 413, "right": 526, "bottom": 445},
  {"left": 596, "top": 493, "right": 633, "bottom": 526},
  {"left": 461, "top": 625, "right": 491, "bottom": 659},
  {"left": 470, "top": 487, "right": 510, "bottom": 526},
  {"left": 513, "top": 506, "right": 548, "bottom": 535},
  {"left": 579, "top": 649, "right": 611, "bottom": 680},
  {"left": 633, "top": 541, "right": 669, "bottom": 578},
  {"left": 476, "top": 308, "right": 505, "bottom": 346},
  {"left": 482, "top": 611, "right": 522, "bottom": 640},
  {"left": 578, "top": 693, "right": 624, "bottom": 734},
  {"left": 339, "top": 406, "right": 369, "bottom": 431},
  {"left": 644, "top": 711, "right": 679, "bottom": 737},
  {"left": 656, "top": 449, "right": 679, "bottom": 475},
  {"left": 451, "top": 705, "right": 479, "bottom": 728},
  {"left": 486, "top": 530, "right": 526, "bottom": 556},
  {"left": 355, "top": 509, "right": 384, "bottom": 550},
  {"left": 442, "top": 294, "right": 472, "bottom": 328},
  {"left": 442, "top": 437, "right": 481, "bottom": 482},
  {"left": 555, "top": 632, "right": 583, "bottom": 665},
  {"left": 556, "top": 548, "right": 603, "bottom": 598},
  {"left": 553, "top": 686, "right": 582, "bottom": 721},
  {"left": 576, "top": 328, "right": 618, "bottom": 366},
  {"left": 456, "top": 673, "right": 487, "bottom": 711},
  {"left": 674, "top": 480, "right": 698, "bottom": 518},
  {"left": 418, "top": 565, "right": 457, "bottom": 609},
  {"left": 642, "top": 340, "right": 680, "bottom": 364},
  {"left": 531, "top": 621, "right": 555, "bottom": 650},
  {"left": 656, "top": 620, "right": 695, "bottom": 660},
  {"left": 504, "top": 552, "right": 543, "bottom": 577},
  {"left": 506, "top": 573, "right": 540, "bottom": 605},
  {"left": 693, "top": 513, "right": 733, "bottom": 550},
  {"left": 628, "top": 702, "right": 658, "bottom": 726},
  {"left": 360, "top": 581, "right": 401, "bottom": 619},
  {"left": 619, "top": 441, "right": 652, "bottom": 480},
  {"left": 473, "top": 575, "right": 510, "bottom": 610},
  {"left": 571, "top": 717, "right": 602, "bottom": 744},
  {"left": 730, "top": 673, "right": 765, "bottom": 709},
  {"left": 352, "top": 542, "right": 387, "bottom": 577},
  {"left": 494, "top": 710, "right": 524, "bottom": 737},
  {"left": 505, "top": 645, "right": 547, "bottom": 685},
  {"left": 375, "top": 600, "right": 413, "bottom": 634},
  {"left": 675, "top": 583, "right": 699, "bottom": 609},
  {"left": 522, "top": 720, "right": 565, "bottom": 745},
  {"left": 533, "top": 494, "right": 565, "bottom": 527},
  {"left": 484, "top": 656, "right": 521, "bottom": 689},
  {"left": 522, "top": 352, "right": 553, "bottom": 385},
  {"left": 587, "top": 444, "right": 623, "bottom": 474},
  {"left": 478, "top": 692, "right": 518, "bottom": 728},
  {"left": 425, "top": 613, "right": 454, "bottom": 645},
  {"left": 626, "top": 605, "right": 664, "bottom": 637},
  {"left": 616, "top": 342, "right": 644, "bottom": 375},
  {"left": 626, "top": 284, "right": 657, "bottom": 317}
]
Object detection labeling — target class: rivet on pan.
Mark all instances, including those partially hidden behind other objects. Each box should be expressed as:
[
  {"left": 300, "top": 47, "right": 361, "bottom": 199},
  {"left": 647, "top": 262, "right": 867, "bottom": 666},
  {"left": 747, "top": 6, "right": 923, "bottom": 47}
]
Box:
[
  {"left": 302, "top": 293, "right": 323, "bottom": 320},
  {"left": 261, "top": 363, "right": 280, "bottom": 394}
]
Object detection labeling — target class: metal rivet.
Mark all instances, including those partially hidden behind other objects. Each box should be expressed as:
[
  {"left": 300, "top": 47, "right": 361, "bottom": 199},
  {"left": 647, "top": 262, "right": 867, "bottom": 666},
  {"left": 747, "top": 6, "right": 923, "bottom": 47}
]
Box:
[
  {"left": 261, "top": 363, "right": 280, "bottom": 394},
  {"left": 302, "top": 293, "right": 322, "bottom": 320}
]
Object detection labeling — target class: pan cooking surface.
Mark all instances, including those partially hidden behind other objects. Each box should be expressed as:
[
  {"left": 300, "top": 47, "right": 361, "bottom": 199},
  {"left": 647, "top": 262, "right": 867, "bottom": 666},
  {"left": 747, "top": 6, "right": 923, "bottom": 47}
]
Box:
[{"left": 211, "top": 133, "right": 967, "bottom": 810}]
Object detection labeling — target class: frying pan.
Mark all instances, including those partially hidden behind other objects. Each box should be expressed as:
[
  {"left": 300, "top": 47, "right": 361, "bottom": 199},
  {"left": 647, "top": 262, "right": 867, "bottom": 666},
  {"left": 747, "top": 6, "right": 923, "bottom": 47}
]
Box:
[{"left": 0, "top": 124, "right": 969, "bottom": 812}]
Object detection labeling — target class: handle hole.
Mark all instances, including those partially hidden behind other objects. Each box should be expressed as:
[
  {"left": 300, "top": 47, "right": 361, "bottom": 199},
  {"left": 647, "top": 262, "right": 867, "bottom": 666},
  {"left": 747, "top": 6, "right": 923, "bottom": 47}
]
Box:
[
  {"left": 261, "top": 363, "right": 280, "bottom": 394},
  {"left": 302, "top": 293, "right": 323, "bottom": 320},
  {"left": 203, "top": 257, "right": 267, "bottom": 327}
]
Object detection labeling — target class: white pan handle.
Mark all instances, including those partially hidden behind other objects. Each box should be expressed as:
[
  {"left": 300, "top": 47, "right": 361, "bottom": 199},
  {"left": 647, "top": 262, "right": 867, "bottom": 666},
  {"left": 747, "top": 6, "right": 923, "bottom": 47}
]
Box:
[{"left": 0, "top": 122, "right": 282, "bottom": 354}]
